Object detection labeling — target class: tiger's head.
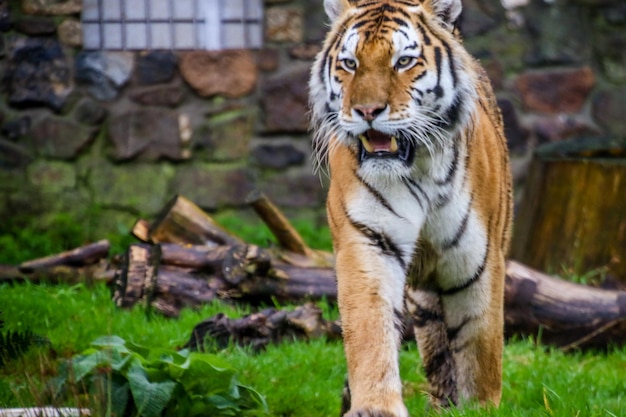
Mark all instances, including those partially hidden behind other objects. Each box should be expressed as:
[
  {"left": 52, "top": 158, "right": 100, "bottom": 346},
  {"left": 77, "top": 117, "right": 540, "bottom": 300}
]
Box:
[{"left": 309, "top": 0, "right": 479, "bottom": 178}]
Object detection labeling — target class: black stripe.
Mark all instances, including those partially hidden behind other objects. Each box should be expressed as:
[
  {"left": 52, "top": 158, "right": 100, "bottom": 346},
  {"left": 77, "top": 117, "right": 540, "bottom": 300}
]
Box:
[
  {"left": 440, "top": 240, "right": 489, "bottom": 296},
  {"left": 394, "top": 308, "right": 406, "bottom": 337},
  {"left": 416, "top": 14, "right": 432, "bottom": 45},
  {"left": 442, "top": 39, "right": 457, "bottom": 87},
  {"left": 423, "top": 347, "right": 453, "bottom": 379},
  {"left": 413, "top": 306, "right": 444, "bottom": 327},
  {"left": 348, "top": 217, "right": 406, "bottom": 269},
  {"left": 402, "top": 177, "right": 429, "bottom": 210},
  {"left": 434, "top": 143, "right": 459, "bottom": 185},
  {"left": 446, "top": 316, "right": 474, "bottom": 341},
  {"left": 391, "top": 17, "right": 409, "bottom": 27},
  {"left": 440, "top": 198, "right": 472, "bottom": 250},
  {"left": 432, "top": 47, "right": 444, "bottom": 98},
  {"left": 356, "top": 171, "right": 403, "bottom": 219}
]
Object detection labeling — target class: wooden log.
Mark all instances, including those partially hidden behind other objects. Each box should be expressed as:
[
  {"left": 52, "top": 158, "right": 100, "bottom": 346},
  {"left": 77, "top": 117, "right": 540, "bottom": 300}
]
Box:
[
  {"left": 512, "top": 137, "right": 626, "bottom": 282},
  {"left": 246, "top": 191, "right": 335, "bottom": 268},
  {"left": 185, "top": 303, "right": 341, "bottom": 352},
  {"left": 148, "top": 195, "right": 243, "bottom": 247},
  {"left": 246, "top": 190, "right": 313, "bottom": 256},
  {"left": 159, "top": 243, "right": 231, "bottom": 271},
  {"left": 112, "top": 239, "right": 626, "bottom": 350},
  {"left": 504, "top": 260, "right": 626, "bottom": 351},
  {"left": 18, "top": 240, "right": 110, "bottom": 272},
  {"left": 112, "top": 242, "right": 337, "bottom": 316},
  {"left": 0, "top": 263, "right": 111, "bottom": 285},
  {"left": 131, "top": 219, "right": 151, "bottom": 242},
  {"left": 113, "top": 244, "right": 159, "bottom": 309},
  {"left": 150, "top": 266, "right": 225, "bottom": 317}
]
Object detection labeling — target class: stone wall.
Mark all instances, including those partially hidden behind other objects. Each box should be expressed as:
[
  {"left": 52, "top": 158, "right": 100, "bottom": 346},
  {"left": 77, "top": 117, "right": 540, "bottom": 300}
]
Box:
[{"left": 0, "top": 0, "right": 624, "bottom": 240}]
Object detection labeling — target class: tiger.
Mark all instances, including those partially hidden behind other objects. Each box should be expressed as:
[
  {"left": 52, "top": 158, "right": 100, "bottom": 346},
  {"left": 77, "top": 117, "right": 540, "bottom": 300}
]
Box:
[{"left": 308, "top": 0, "right": 513, "bottom": 415}]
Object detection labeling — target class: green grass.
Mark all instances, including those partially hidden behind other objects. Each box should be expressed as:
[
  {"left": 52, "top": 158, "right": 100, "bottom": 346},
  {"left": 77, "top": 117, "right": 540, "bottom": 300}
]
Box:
[
  {"left": 1, "top": 281, "right": 625, "bottom": 416},
  {"left": 1, "top": 218, "right": 625, "bottom": 416}
]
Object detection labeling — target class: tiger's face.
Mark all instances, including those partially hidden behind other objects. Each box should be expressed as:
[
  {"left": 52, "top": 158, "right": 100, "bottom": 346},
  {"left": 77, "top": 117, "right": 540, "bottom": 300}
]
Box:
[{"left": 310, "top": 0, "right": 477, "bottom": 179}]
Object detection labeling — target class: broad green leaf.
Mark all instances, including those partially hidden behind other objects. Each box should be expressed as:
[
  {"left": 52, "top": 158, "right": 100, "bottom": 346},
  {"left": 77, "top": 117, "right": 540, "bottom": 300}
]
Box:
[
  {"left": 69, "top": 350, "right": 110, "bottom": 382},
  {"left": 178, "top": 353, "right": 237, "bottom": 395},
  {"left": 91, "top": 335, "right": 129, "bottom": 351},
  {"left": 127, "top": 363, "right": 177, "bottom": 417},
  {"left": 108, "top": 375, "right": 130, "bottom": 417}
]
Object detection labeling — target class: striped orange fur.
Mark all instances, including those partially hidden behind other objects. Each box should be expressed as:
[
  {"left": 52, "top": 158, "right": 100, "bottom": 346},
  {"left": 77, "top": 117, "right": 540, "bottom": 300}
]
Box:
[{"left": 309, "top": 1, "right": 512, "bottom": 415}]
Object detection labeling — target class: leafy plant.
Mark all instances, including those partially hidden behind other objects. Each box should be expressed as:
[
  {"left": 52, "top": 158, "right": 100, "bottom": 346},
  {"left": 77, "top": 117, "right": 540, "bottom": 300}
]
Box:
[{"left": 51, "top": 336, "right": 268, "bottom": 417}]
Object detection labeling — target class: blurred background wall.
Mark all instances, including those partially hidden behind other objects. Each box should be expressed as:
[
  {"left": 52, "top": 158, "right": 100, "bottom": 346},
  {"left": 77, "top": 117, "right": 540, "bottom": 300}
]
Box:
[{"left": 0, "top": 0, "right": 623, "bottom": 246}]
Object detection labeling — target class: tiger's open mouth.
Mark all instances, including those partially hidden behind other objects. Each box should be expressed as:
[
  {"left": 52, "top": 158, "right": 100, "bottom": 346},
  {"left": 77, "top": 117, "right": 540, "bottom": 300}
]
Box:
[{"left": 357, "top": 129, "right": 414, "bottom": 163}]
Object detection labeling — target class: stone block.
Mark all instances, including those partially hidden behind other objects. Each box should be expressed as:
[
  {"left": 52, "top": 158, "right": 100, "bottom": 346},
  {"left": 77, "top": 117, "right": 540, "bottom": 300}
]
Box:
[
  {"left": 288, "top": 43, "right": 322, "bottom": 61},
  {"left": 0, "top": 139, "right": 33, "bottom": 170},
  {"left": 0, "top": 0, "right": 11, "bottom": 32},
  {"left": 257, "top": 48, "right": 280, "bottom": 72},
  {"left": 27, "top": 160, "right": 76, "bottom": 193},
  {"left": 14, "top": 16, "right": 56, "bottom": 35},
  {"left": 261, "top": 65, "right": 310, "bottom": 132},
  {"left": 593, "top": 87, "right": 626, "bottom": 136},
  {"left": 74, "top": 97, "right": 107, "bottom": 126},
  {"left": 303, "top": 1, "right": 328, "bottom": 43},
  {"left": 258, "top": 171, "right": 325, "bottom": 208},
  {"left": 58, "top": 18, "right": 82, "bottom": 47},
  {"left": 23, "top": 0, "right": 82, "bottom": 15},
  {"left": 515, "top": 67, "right": 595, "bottom": 114},
  {"left": 30, "top": 116, "right": 96, "bottom": 159},
  {"left": 523, "top": 0, "right": 592, "bottom": 66},
  {"left": 108, "top": 108, "right": 187, "bottom": 161},
  {"left": 135, "top": 51, "right": 178, "bottom": 85},
  {"left": 265, "top": 7, "right": 303, "bottom": 43},
  {"left": 594, "top": 23, "right": 626, "bottom": 84},
  {"left": 251, "top": 143, "right": 306, "bottom": 169},
  {"left": 75, "top": 51, "right": 134, "bottom": 101},
  {"left": 129, "top": 85, "right": 184, "bottom": 108},
  {"left": 170, "top": 165, "right": 255, "bottom": 210},
  {"left": 4, "top": 37, "right": 73, "bottom": 112},
  {"left": 1, "top": 115, "right": 31, "bottom": 140},
  {"left": 179, "top": 50, "right": 257, "bottom": 98},
  {"left": 193, "top": 110, "right": 254, "bottom": 162},
  {"left": 89, "top": 162, "right": 173, "bottom": 215},
  {"left": 532, "top": 114, "right": 600, "bottom": 143},
  {"left": 458, "top": 0, "right": 499, "bottom": 37}
]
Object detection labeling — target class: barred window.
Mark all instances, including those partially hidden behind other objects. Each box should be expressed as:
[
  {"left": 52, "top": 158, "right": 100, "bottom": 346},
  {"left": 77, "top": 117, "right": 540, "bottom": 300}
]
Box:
[{"left": 82, "top": 0, "right": 263, "bottom": 50}]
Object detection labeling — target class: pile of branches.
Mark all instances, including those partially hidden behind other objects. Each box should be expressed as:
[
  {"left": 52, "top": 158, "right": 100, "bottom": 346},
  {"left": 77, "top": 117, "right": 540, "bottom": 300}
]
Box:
[{"left": 3, "top": 193, "right": 626, "bottom": 352}]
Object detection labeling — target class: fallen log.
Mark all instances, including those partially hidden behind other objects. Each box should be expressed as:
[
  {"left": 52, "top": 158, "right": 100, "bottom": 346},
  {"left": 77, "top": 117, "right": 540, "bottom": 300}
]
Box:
[
  {"left": 0, "top": 240, "right": 112, "bottom": 285},
  {"left": 185, "top": 303, "right": 341, "bottom": 352},
  {"left": 504, "top": 260, "right": 626, "bottom": 351},
  {"left": 112, "top": 242, "right": 337, "bottom": 317},
  {"left": 246, "top": 190, "right": 313, "bottom": 256},
  {"left": 19, "top": 240, "right": 110, "bottom": 272},
  {"left": 8, "top": 193, "right": 624, "bottom": 351}
]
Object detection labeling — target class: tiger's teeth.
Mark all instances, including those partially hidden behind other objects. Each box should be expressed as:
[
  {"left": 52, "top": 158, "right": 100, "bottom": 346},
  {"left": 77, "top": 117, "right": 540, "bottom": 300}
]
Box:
[
  {"left": 390, "top": 136, "right": 398, "bottom": 153},
  {"left": 359, "top": 134, "right": 374, "bottom": 153}
]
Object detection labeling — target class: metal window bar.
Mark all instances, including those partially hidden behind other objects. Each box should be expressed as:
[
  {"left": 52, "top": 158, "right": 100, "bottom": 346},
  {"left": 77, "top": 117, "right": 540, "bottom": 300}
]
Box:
[{"left": 82, "top": 0, "right": 263, "bottom": 50}]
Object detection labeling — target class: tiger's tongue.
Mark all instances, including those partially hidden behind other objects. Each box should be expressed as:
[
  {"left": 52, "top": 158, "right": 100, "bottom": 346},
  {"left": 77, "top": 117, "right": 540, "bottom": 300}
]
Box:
[{"left": 361, "top": 130, "right": 397, "bottom": 153}]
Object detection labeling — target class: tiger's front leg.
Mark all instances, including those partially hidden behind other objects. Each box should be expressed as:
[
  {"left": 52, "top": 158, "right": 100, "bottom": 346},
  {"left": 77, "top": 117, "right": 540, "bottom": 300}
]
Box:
[{"left": 335, "top": 239, "right": 409, "bottom": 417}]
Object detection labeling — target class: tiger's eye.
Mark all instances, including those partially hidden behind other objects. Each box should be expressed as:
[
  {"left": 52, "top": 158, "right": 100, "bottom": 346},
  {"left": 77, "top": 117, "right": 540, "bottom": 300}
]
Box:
[
  {"left": 395, "top": 56, "right": 416, "bottom": 70},
  {"left": 341, "top": 58, "right": 357, "bottom": 71}
]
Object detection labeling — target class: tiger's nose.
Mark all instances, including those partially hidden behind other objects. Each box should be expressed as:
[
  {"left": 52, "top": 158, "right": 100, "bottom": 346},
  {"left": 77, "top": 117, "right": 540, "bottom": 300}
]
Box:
[{"left": 353, "top": 103, "right": 387, "bottom": 122}]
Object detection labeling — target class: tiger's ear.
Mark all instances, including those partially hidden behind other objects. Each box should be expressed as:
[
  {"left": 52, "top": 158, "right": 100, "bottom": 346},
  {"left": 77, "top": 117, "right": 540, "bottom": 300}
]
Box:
[
  {"left": 324, "top": 0, "right": 351, "bottom": 21},
  {"left": 428, "top": 0, "right": 462, "bottom": 30}
]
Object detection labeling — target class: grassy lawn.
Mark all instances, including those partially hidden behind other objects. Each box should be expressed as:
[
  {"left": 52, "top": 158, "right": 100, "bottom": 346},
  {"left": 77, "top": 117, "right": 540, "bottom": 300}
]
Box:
[
  {"left": 1, "top": 216, "right": 625, "bottom": 416},
  {"left": 1, "top": 281, "right": 625, "bottom": 416}
]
